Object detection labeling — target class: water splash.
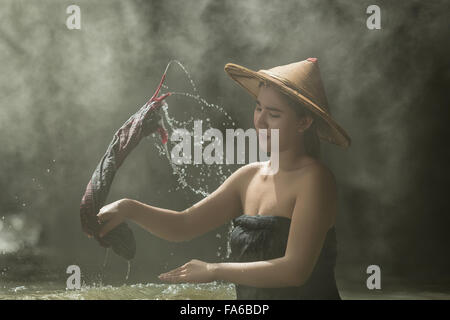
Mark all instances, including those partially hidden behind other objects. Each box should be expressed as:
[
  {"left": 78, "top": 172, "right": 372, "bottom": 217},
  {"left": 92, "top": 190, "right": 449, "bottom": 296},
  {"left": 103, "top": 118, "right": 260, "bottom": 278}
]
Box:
[
  {"left": 148, "top": 60, "right": 240, "bottom": 260},
  {"left": 156, "top": 133, "right": 209, "bottom": 198},
  {"left": 149, "top": 60, "right": 237, "bottom": 200},
  {"left": 98, "top": 248, "right": 131, "bottom": 285},
  {"left": 102, "top": 248, "right": 110, "bottom": 269},
  {"left": 224, "top": 222, "right": 235, "bottom": 260},
  {"left": 125, "top": 260, "right": 131, "bottom": 282},
  {"left": 1, "top": 282, "right": 237, "bottom": 300},
  {"left": 98, "top": 248, "right": 110, "bottom": 286},
  {"left": 169, "top": 91, "right": 235, "bottom": 125},
  {"left": 162, "top": 60, "right": 199, "bottom": 95}
]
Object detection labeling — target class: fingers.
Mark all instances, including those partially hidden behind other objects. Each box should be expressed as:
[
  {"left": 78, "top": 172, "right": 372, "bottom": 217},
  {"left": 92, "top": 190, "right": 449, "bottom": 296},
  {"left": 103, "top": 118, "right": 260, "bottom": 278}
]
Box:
[
  {"left": 97, "top": 207, "right": 113, "bottom": 224},
  {"left": 159, "top": 269, "right": 186, "bottom": 279},
  {"left": 98, "top": 219, "right": 121, "bottom": 238},
  {"left": 96, "top": 212, "right": 106, "bottom": 224},
  {"left": 158, "top": 264, "right": 186, "bottom": 278},
  {"left": 159, "top": 274, "right": 187, "bottom": 283},
  {"left": 159, "top": 269, "right": 188, "bottom": 283},
  {"left": 164, "top": 264, "right": 185, "bottom": 275}
]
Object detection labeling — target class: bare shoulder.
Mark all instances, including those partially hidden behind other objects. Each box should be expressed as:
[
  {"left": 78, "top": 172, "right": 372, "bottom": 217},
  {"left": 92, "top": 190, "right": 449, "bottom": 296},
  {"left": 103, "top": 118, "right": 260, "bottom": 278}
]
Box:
[
  {"left": 221, "top": 162, "right": 263, "bottom": 194},
  {"left": 291, "top": 160, "right": 338, "bottom": 228},
  {"left": 232, "top": 162, "right": 264, "bottom": 180},
  {"left": 293, "top": 160, "right": 337, "bottom": 195}
]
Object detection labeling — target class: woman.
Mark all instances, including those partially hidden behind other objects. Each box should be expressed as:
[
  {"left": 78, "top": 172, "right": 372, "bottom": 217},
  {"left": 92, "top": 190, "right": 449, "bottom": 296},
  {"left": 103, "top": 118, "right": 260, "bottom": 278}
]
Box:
[{"left": 96, "top": 58, "right": 351, "bottom": 300}]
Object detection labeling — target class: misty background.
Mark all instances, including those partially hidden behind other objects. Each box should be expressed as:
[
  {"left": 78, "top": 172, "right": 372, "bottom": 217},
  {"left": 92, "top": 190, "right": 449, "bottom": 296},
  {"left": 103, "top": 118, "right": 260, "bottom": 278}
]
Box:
[{"left": 0, "top": 0, "right": 449, "bottom": 292}]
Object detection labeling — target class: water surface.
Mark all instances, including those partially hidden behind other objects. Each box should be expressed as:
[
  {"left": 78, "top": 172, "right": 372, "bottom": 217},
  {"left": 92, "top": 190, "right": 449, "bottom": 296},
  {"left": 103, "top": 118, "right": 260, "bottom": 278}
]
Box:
[{"left": 1, "top": 280, "right": 449, "bottom": 300}]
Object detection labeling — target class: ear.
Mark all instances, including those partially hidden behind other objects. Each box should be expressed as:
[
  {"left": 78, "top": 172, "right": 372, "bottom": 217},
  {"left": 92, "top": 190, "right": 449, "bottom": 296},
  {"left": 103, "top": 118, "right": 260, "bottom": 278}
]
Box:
[{"left": 297, "top": 115, "right": 314, "bottom": 133}]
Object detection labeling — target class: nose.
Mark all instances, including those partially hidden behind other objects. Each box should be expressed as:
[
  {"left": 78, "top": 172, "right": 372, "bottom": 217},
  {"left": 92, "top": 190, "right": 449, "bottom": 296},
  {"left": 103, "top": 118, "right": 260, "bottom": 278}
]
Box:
[{"left": 255, "top": 110, "right": 268, "bottom": 129}]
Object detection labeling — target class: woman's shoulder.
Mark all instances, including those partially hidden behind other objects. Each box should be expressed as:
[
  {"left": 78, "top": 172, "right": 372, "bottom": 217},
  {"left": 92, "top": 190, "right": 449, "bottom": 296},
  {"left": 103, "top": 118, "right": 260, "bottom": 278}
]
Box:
[
  {"left": 228, "top": 162, "right": 266, "bottom": 184},
  {"left": 291, "top": 158, "right": 337, "bottom": 189},
  {"left": 234, "top": 161, "right": 266, "bottom": 175},
  {"left": 229, "top": 160, "right": 336, "bottom": 192},
  {"left": 223, "top": 162, "right": 261, "bottom": 183}
]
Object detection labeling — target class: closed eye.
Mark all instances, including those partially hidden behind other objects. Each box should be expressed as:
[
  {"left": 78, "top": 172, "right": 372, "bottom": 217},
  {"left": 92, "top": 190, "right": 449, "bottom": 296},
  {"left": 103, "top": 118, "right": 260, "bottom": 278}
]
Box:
[{"left": 255, "top": 100, "right": 283, "bottom": 116}]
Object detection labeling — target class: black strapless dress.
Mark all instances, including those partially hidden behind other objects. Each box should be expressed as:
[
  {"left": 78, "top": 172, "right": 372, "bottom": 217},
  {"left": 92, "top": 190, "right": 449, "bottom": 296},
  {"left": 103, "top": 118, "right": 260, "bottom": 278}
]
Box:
[{"left": 228, "top": 214, "right": 341, "bottom": 300}]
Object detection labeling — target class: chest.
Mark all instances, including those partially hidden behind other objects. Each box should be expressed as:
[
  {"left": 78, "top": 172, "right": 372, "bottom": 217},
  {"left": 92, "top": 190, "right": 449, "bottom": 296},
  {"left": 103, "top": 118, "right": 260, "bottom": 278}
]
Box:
[{"left": 242, "top": 174, "right": 297, "bottom": 217}]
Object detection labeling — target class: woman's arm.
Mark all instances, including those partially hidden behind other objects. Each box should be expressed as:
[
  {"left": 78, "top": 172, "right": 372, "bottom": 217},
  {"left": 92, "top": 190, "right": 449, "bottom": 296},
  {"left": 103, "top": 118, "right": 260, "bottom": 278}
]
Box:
[
  {"left": 118, "top": 199, "right": 188, "bottom": 243},
  {"left": 182, "top": 165, "right": 337, "bottom": 288},
  {"left": 212, "top": 257, "right": 302, "bottom": 287},
  {"left": 98, "top": 163, "right": 257, "bottom": 243},
  {"left": 159, "top": 256, "right": 299, "bottom": 287},
  {"left": 181, "top": 164, "right": 258, "bottom": 241}
]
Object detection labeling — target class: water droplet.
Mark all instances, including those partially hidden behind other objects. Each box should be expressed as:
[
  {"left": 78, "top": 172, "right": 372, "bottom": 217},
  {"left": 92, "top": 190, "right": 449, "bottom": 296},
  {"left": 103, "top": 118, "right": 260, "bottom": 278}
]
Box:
[
  {"left": 46, "top": 169, "right": 50, "bottom": 173},
  {"left": 102, "top": 248, "right": 110, "bottom": 268},
  {"left": 125, "top": 261, "right": 131, "bottom": 282}
]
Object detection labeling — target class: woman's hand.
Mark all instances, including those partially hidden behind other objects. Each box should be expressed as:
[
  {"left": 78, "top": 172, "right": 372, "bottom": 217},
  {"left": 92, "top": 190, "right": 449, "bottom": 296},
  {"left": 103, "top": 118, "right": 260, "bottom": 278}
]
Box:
[
  {"left": 97, "top": 199, "right": 130, "bottom": 238},
  {"left": 158, "top": 259, "right": 218, "bottom": 284}
]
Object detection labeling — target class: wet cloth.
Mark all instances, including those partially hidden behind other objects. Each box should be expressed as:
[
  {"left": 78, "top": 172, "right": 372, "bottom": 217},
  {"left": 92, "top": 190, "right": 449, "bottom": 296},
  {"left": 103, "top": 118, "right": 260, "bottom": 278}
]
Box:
[
  {"left": 228, "top": 214, "right": 341, "bottom": 300},
  {"left": 79, "top": 73, "right": 170, "bottom": 260}
]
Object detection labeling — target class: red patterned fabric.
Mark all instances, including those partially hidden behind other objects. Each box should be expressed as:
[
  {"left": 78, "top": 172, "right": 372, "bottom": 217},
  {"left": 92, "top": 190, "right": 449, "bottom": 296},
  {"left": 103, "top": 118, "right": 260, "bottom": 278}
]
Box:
[{"left": 80, "top": 73, "right": 171, "bottom": 260}]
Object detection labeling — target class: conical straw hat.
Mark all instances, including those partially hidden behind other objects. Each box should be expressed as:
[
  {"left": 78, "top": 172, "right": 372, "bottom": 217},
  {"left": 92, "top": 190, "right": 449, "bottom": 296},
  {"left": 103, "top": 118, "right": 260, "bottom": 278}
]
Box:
[{"left": 224, "top": 58, "right": 351, "bottom": 148}]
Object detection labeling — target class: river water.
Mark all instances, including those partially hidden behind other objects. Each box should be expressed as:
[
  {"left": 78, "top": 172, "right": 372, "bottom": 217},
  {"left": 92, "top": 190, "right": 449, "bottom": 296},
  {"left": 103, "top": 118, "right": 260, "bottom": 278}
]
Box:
[
  {"left": 2, "top": 280, "right": 450, "bottom": 300},
  {"left": 0, "top": 281, "right": 236, "bottom": 300}
]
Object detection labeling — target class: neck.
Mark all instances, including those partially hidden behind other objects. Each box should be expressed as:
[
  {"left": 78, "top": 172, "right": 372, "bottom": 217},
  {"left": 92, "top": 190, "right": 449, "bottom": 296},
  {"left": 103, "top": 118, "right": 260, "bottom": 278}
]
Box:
[{"left": 269, "top": 137, "right": 313, "bottom": 172}]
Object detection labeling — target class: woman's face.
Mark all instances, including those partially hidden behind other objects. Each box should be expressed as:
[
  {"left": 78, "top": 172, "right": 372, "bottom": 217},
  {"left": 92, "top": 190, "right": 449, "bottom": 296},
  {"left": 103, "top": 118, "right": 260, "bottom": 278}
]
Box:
[{"left": 254, "top": 85, "right": 311, "bottom": 153}]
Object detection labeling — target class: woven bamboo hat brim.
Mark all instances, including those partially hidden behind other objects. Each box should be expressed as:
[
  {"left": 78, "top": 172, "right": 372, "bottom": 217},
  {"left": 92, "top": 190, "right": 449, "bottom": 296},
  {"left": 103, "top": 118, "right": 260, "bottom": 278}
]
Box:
[{"left": 224, "top": 58, "right": 351, "bottom": 148}]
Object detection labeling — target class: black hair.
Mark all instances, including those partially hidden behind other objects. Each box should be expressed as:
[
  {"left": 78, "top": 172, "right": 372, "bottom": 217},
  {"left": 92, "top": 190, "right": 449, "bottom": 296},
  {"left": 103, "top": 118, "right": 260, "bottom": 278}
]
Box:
[{"left": 258, "top": 81, "right": 321, "bottom": 159}]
